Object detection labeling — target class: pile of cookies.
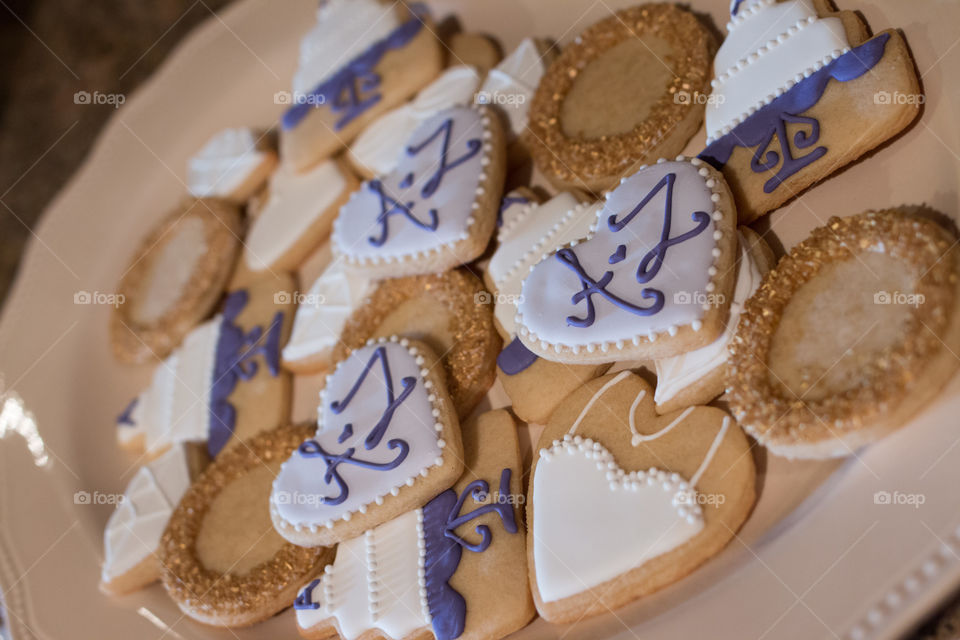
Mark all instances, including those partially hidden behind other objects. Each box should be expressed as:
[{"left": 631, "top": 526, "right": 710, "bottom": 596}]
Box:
[{"left": 99, "top": 0, "right": 958, "bottom": 635}]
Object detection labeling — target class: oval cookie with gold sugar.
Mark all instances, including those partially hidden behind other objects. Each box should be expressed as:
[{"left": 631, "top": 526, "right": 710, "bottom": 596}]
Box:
[
  {"left": 728, "top": 210, "right": 960, "bottom": 459},
  {"left": 111, "top": 197, "right": 242, "bottom": 364},
  {"left": 159, "top": 424, "right": 332, "bottom": 627},
  {"left": 526, "top": 3, "right": 716, "bottom": 192}
]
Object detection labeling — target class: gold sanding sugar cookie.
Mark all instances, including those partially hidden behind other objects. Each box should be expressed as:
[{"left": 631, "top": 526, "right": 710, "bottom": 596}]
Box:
[
  {"left": 159, "top": 424, "right": 332, "bottom": 628},
  {"left": 527, "top": 371, "right": 755, "bottom": 622},
  {"left": 111, "top": 198, "right": 242, "bottom": 364},
  {"left": 728, "top": 210, "right": 960, "bottom": 459},
  {"left": 525, "top": 4, "right": 715, "bottom": 192},
  {"left": 334, "top": 269, "right": 502, "bottom": 419}
]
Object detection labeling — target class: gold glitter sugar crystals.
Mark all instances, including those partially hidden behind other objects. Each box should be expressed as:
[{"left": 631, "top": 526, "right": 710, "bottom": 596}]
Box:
[
  {"left": 727, "top": 210, "right": 960, "bottom": 459},
  {"left": 525, "top": 3, "right": 716, "bottom": 192},
  {"left": 158, "top": 424, "right": 332, "bottom": 627}
]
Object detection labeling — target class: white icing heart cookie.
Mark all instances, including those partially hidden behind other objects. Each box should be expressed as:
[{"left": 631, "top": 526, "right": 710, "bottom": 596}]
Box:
[
  {"left": 332, "top": 105, "right": 506, "bottom": 279},
  {"left": 271, "top": 336, "right": 464, "bottom": 547},
  {"left": 528, "top": 371, "right": 755, "bottom": 622},
  {"left": 347, "top": 65, "right": 483, "bottom": 178},
  {"left": 516, "top": 157, "right": 737, "bottom": 363},
  {"left": 187, "top": 127, "right": 276, "bottom": 204}
]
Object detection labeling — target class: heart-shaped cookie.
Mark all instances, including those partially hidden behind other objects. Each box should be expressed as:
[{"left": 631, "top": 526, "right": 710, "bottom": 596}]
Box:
[
  {"left": 271, "top": 336, "right": 463, "bottom": 547},
  {"left": 527, "top": 371, "right": 755, "bottom": 622},
  {"left": 332, "top": 105, "right": 506, "bottom": 279},
  {"left": 516, "top": 157, "right": 737, "bottom": 363}
]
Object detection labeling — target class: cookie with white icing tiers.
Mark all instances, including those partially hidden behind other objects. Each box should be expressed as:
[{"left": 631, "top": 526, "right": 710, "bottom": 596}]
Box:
[
  {"left": 243, "top": 158, "right": 357, "bottom": 274},
  {"left": 187, "top": 127, "right": 277, "bottom": 204},
  {"left": 728, "top": 210, "right": 960, "bottom": 459},
  {"left": 100, "top": 443, "right": 208, "bottom": 596},
  {"left": 111, "top": 198, "right": 242, "bottom": 364},
  {"left": 294, "top": 409, "right": 534, "bottom": 640},
  {"left": 333, "top": 105, "right": 506, "bottom": 279},
  {"left": 515, "top": 157, "right": 738, "bottom": 364},
  {"left": 527, "top": 371, "right": 755, "bottom": 622},
  {"left": 271, "top": 336, "right": 464, "bottom": 547},
  {"left": 653, "top": 226, "right": 775, "bottom": 414},
  {"left": 279, "top": 1, "right": 444, "bottom": 172},
  {"left": 699, "top": 0, "right": 921, "bottom": 222}
]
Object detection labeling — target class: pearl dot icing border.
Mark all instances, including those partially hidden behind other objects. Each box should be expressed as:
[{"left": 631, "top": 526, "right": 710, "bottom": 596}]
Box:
[
  {"left": 514, "top": 156, "right": 729, "bottom": 357},
  {"left": 270, "top": 334, "right": 449, "bottom": 532},
  {"left": 333, "top": 105, "right": 497, "bottom": 266},
  {"left": 539, "top": 434, "right": 704, "bottom": 525}
]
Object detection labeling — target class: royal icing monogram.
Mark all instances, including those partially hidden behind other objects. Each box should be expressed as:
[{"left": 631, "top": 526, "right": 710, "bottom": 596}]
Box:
[
  {"left": 295, "top": 346, "right": 415, "bottom": 505},
  {"left": 555, "top": 172, "right": 710, "bottom": 328},
  {"left": 208, "top": 290, "right": 283, "bottom": 457}
]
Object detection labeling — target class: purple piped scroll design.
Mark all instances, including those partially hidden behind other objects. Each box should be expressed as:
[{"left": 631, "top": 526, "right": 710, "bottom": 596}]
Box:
[
  {"left": 207, "top": 290, "right": 284, "bottom": 457},
  {"left": 281, "top": 6, "right": 427, "bottom": 132},
  {"left": 555, "top": 172, "right": 710, "bottom": 328},
  {"left": 294, "top": 578, "right": 321, "bottom": 610},
  {"left": 293, "top": 346, "right": 415, "bottom": 507},
  {"left": 497, "top": 337, "right": 538, "bottom": 375},
  {"left": 699, "top": 34, "right": 890, "bottom": 194},
  {"left": 367, "top": 116, "right": 482, "bottom": 247},
  {"left": 422, "top": 468, "right": 517, "bottom": 640}
]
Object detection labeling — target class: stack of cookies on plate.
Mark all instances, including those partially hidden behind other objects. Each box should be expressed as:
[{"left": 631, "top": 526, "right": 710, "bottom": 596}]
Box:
[{"left": 99, "top": 0, "right": 958, "bottom": 635}]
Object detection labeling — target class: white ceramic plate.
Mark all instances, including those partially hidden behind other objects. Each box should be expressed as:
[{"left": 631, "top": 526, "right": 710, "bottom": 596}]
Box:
[{"left": 1, "top": 1, "right": 958, "bottom": 638}]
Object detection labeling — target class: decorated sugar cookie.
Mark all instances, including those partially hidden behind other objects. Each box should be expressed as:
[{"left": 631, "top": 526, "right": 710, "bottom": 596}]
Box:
[
  {"left": 293, "top": 409, "right": 534, "bottom": 640},
  {"left": 271, "top": 337, "right": 464, "bottom": 547},
  {"left": 333, "top": 270, "right": 501, "bottom": 420},
  {"left": 479, "top": 37, "right": 555, "bottom": 165},
  {"left": 516, "top": 158, "right": 737, "bottom": 364},
  {"left": 111, "top": 198, "right": 242, "bottom": 364},
  {"left": 486, "top": 191, "right": 612, "bottom": 423},
  {"left": 497, "top": 188, "right": 536, "bottom": 230},
  {"left": 280, "top": 0, "right": 443, "bottom": 172},
  {"left": 699, "top": 0, "right": 921, "bottom": 222},
  {"left": 100, "top": 444, "right": 207, "bottom": 596},
  {"left": 653, "top": 227, "right": 775, "bottom": 414},
  {"left": 333, "top": 106, "right": 506, "bottom": 278},
  {"left": 528, "top": 371, "right": 755, "bottom": 622},
  {"left": 728, "top": 210, "right": 960, "bottom": 459},
  {"left": 244, "top": 159, "right": 357, "bottom": 274},
  {"left": 187, "top": 127, "right": 277, "bottom": 204},
  {"left": 282, "top": 260, "right": 377, "bottom": 374},
  {"left": 347, "top": 65, "right": 483, "bottom": 178},
  {"left": 526, "top": 5, "right": 715, "bottom": 191},
  {"left": 160, "top": 424, "right": 333, "bottom": 627},
  {"left": 117, "top": 274, "right": 295, "bottom": 459}
]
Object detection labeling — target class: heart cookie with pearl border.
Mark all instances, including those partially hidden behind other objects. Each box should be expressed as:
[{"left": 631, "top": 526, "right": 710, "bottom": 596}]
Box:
[
  {"left": 527, "top": 370, "right": 756, "bottom": 622},
  {"left": 271, "top": 336, "right": 464, "bottom": 547},
  {"left": 332, "top": 105, "right": 506, "bottom": 279},
  {"left": 516, "top": 157, "right": 738, "bottom": 364}
]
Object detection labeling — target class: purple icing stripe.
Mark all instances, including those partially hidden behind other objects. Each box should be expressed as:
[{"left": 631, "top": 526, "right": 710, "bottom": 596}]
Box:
[
  {"left": 281, "top": 7, "right": 427, "bottom": 132},
  {"left": 117, "top": 397, "right": 138, "bottom": 427},
  {"left": 698, "top": 34, "right": 889, "bottom": 192},
  {"left": 497, "top": 195, "right": 529, "bottom": 228},
  {"left": 422, "top": 469, "right": 517, "bottom": 640},
  {"left": 497, "top": 337, "right": 538, "bottom": 375},
  {"left": 207, "top": 290, "right": 284, "bottom": 457}
]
